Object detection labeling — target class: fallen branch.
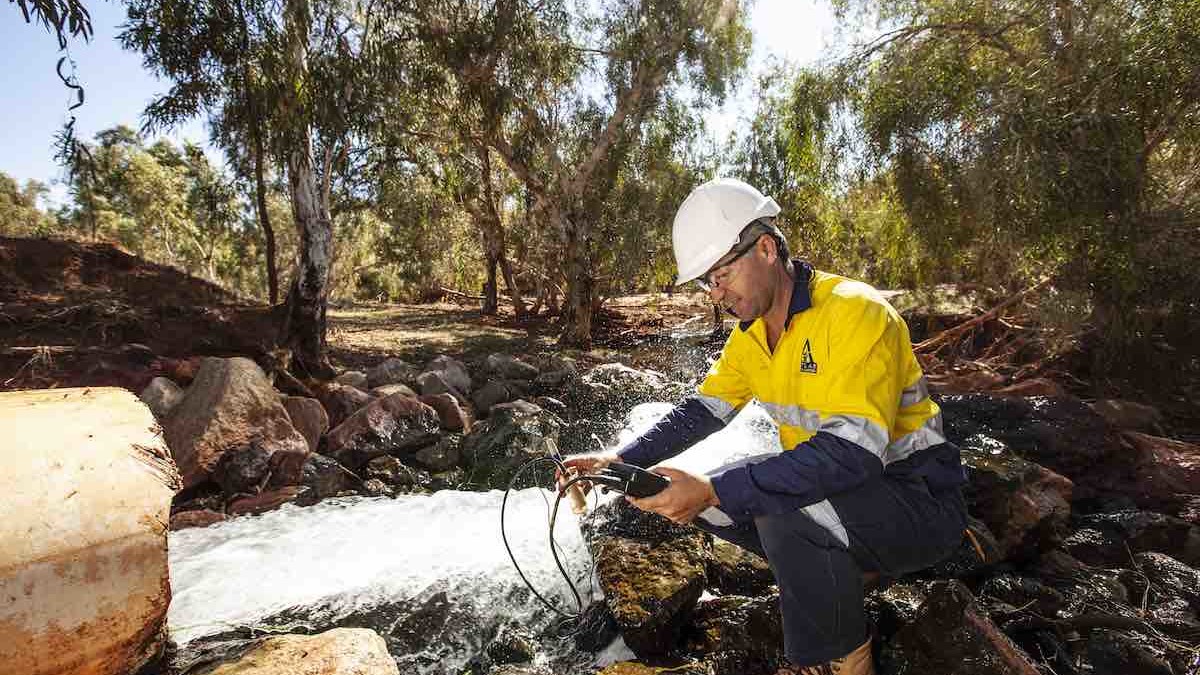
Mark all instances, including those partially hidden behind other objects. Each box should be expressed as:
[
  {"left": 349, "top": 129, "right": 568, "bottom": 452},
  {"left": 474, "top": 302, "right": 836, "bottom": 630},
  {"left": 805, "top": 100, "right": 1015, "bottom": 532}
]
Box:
[
  {"left": 439, "top": 286, "right": 485, "bottom": 301},
  {"left": 915, "top": 278, "right": 1051, "bottom": 354}
]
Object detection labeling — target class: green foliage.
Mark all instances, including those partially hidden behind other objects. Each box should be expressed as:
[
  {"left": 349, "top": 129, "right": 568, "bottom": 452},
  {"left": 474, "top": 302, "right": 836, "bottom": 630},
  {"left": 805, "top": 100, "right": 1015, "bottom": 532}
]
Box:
[{"left": 0, "top": 172, "right": 57, "bottom": 236}]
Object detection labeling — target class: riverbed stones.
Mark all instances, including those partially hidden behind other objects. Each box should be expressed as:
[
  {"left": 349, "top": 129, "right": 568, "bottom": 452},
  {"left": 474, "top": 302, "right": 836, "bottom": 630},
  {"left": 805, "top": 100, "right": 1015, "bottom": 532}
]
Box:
[
  {"left": 472, "top": 380, "right": 529, "bottom": 415},
  {"left": 423, "top": 355, "right": 472, "bottom": 394},
  {"left": 323, "top": 393, "right": 440, "bottom": 471},
  {"left": 227, "top": 486, "right": 308, "bottom": 516},
  {"left": 300, "top": 453, "right": 360, "bottom": 500},
  {"left": 409, "top": 434, "right": 462, "bottom": 473},
  {"left": 371, "top": 383, "right": 417, "bottom": 399},
  {"left": 460, "top": 400, "right": 561, "bottom": 489},
  {"left": 204, "top": 627, "right": 399, "bottom": 675},
  {"left": 705, "top": 539, "right": 774, "bottom": 596},
  {"left": 1062, "top": 509, "right": 1200, "bottom": 567},
  {"left": 282, "top": 396, "right": 329, "bottom": 454},
  {"left": 164, "top": 357, "right": 309, "bottom": 490}
]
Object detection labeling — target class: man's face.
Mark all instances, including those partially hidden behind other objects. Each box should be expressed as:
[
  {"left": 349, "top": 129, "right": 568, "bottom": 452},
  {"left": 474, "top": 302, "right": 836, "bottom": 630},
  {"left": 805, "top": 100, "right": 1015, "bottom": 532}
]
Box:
[{"left": 703, "top": 236, "right": 774, "bottom": 321}]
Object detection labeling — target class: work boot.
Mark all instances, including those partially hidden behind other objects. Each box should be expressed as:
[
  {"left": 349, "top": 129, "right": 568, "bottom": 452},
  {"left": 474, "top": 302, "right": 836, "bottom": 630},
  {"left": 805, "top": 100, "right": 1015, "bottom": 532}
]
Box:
[{"left": 774, "top": 638, "right": 875, "bottom": 675}]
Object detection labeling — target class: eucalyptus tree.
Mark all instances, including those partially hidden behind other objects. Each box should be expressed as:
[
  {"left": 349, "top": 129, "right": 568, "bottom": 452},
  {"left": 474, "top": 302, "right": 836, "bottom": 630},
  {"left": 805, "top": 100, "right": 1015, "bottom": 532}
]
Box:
[
  {"left": 401, "top": 0, "right": 751, "bottom": 346},
  {"left": 122, "top": 0, "right": 388, "bottom": 377}
]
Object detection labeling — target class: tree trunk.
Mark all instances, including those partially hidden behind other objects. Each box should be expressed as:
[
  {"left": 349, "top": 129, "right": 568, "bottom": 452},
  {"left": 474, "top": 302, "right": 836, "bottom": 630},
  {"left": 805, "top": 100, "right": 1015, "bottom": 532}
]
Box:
[
  {"left": 558, "top": 214, "right": 594, "bottom": 347},
  {"left": 498, "top": 256, "right": 524, "bottom": 319},
  {"left": 278, "top": 0, "right": 334, "bottom": 379},
  {"left": 253, "top": 128, "right": 279, "bottom": 305},
  {"left": 482, "top": 254, "right": 499, "bottom": 315}
]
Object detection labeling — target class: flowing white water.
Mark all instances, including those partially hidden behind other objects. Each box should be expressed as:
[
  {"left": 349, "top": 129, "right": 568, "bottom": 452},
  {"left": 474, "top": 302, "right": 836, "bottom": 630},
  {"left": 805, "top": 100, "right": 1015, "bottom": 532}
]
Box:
[{"left": 167, "top": 400, "right": 781, "bottom": 672}]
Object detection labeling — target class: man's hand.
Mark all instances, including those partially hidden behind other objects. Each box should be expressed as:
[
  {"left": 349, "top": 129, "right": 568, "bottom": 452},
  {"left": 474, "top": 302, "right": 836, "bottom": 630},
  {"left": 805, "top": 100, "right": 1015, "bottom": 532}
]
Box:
[
  {"left": 628, "top": 467, "right": 720, "bottom": 524},
  {"left": 556, "top": 451, "right": 620, "bottom": 495}
]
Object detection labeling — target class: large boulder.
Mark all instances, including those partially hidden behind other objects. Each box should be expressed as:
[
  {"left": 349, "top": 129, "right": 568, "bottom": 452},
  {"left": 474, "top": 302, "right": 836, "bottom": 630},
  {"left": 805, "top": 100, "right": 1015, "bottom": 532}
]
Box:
[
  {"left": 582, "top": 498, "right": 709, "bottom": 657},
  {"left": 459, "top": 401, "right": 561, "bottom": 489},
  {"left": 1113, "top": 432, "right": 1200, "bottom": 519},
  {"left": 959, "top": 434, "right": 1074, "bottom": 560},
  {"left": 204, "top": 628, "right": 399, "bottom": 675},
  {"left": 705, "top": 539, "right": 775, "bottom": 597},
  {"left": 419, "top": 393, "right": 472, "bottom": 432},
  {"left": 322, "top": 393, "right": 441, "bottom": 471},
  {"left": 163, "top": 357, "right": 309, "bottom": 490},
  {"left": 883, "top": 580, "right": 1041, "bottom": 675}
]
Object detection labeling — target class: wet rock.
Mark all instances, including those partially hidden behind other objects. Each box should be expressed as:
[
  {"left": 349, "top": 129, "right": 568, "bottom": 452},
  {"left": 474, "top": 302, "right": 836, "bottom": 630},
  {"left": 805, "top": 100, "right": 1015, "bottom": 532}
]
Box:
[
  {"left": 533, "top": 370, "right": 572, "bottom": 389},
  {"left": 978, "top": 575, "right": 1065, "bottom": 618},
  {"left": 1083, "top": 630, "right": 1173, "bottom": 675},
  {"left": 170, "top": 509, "right": 227, "bottom": 530},
  {"left": 460, "top": 401, "right": 561, "bottom": 489},
  {"left": 371, "top": 383, "right": 418, "bottom": 398},
  {"left": 300, "top": 453, "right": 360, "bottom": 500},
  {"left": 533, "top": 395, "right": 567, "bottom": 416},
  {"left": 322, "top": 394, "right": 440, "bottom": 471},
  {"left": 472, "top": 380, "right": 529, "bottom": 416},
  {"left": 1092, "top": 399, "right": 1165, "bottom": 433},
  {"left": 573, "top": 601, "right": 621, "bottom": 652},
  {"left": 865, "top": 582, "right": 929, "bottom": 644},
  {"left": 485, "top": 623, "right": 535, "bottom": 665},
  {"left": 486, "top": 353, "right": 539, "bottom": 381},
  {"left": 420, "top": 392, "right": 472, "bottom": 432},
  {"left": 282, "top": 396, "right": 329, "bottom": 454},
  {"left": 212, "top": 441, "right": 273, "bottom": 495},
  {"left": 1114, "top": 432, "right": 1200, "bottom": 517},
  {"left": 334, "top": 370, "right": 369, "bottom": 390},
  {"left": 314, "top": 382, "right": 374, "bottom": 430},
  {"left": 367, "top": 357, "right": 422, "bottom": 389},
  {"left": 1062, "top": 510, "right": 1200, "bottom": 567},
  {"left": 428, "top": 466, "right": 465, "bottom": 491},
  {"left": 409, "top": 434, "right": 462, "bottom": 473},
  {"left": 164, "top": 357, "right": 310, "bottom": 490},
  {"left": 1134, "top": 552, "right": 1200, "bottom": 611},
  {"left": 201, "top": 627, "right": 399, "bottom": 674},
  {"left": 487, "top": 666, "right": 553, "bottom": 675},
  {"left": 360, "top": 478, "right": 394, "bottom": 497},
  {"left": 140, "top": 376, "right": 184, "bottom": 419},
  {"left": 684, "top": 593, "right": 784, "bottom": 675},
  {"left": 582, "top": 498, "right": 708, "bottom": 657},
  {"left": 583, "top": 363, "right": 668, "bottom": 394},
  {"left": 960, "top": 433, "right": 1073, "bottom": 560},
  {"left": 705, "top": 539, "right": 774, "bottom": 596},
  {"left": 424, "top": 355, "right": 472, "bottom": 394},
  {"left": 227, "top": 486, "right": 308, "bottom": 516},
  {"left": 596, "top": 660, "right": 713, "bottom": 675},
  {"left": 365, "top": 454, "right": 431, "bottom": 490},
  {"left": 883, "top": 580, "right": 1040, "bottom": 675}
]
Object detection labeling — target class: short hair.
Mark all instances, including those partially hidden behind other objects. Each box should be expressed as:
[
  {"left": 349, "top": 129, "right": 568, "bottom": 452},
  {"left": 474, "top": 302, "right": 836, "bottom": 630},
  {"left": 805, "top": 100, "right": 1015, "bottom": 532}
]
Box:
[{"left": 740, "top": 218, "right": 791, "bottom": 263}]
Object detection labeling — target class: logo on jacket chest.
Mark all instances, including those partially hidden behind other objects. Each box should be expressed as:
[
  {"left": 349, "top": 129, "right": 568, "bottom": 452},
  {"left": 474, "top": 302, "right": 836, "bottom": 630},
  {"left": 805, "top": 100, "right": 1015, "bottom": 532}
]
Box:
[{"left": 799, "top": 338, "right": 818, "bottom": 374}]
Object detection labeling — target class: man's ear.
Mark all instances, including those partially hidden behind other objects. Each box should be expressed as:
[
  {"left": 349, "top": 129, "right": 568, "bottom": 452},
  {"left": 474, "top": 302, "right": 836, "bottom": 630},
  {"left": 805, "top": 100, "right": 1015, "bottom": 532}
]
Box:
[{"left": 759, "top": 234, "right": 777, "bottom": 264}]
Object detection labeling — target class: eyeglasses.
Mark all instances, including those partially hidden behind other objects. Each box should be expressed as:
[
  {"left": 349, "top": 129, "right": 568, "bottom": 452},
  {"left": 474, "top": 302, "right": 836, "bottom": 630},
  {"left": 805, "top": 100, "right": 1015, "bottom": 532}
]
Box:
[{"left": 695, "top": 235, "right": 758, "bottom": 292}]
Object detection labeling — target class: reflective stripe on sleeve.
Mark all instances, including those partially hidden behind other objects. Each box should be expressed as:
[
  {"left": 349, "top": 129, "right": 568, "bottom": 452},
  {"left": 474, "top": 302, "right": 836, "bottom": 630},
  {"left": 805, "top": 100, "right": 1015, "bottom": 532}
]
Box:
[
  {"left": 802, "top": 498, "right": 849, "bottom": 547},
  {"left": 759, "top": 401, "right": 889, "bottom": 459},
  {"left": 899, "top": 376, "right": 930, "bottom": 408},
  {"left": 884, "top": 412, "right": 947, "bottom": 464},
  {"left": 695, "top": 392, "right": 738, "bottom": 423}
]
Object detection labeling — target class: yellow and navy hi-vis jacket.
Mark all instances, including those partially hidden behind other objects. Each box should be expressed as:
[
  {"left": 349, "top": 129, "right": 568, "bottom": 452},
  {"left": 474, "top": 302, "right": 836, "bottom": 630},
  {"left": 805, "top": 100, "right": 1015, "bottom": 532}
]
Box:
[{"left": 617, "top": 261, "right": 966, "bottom": 525}]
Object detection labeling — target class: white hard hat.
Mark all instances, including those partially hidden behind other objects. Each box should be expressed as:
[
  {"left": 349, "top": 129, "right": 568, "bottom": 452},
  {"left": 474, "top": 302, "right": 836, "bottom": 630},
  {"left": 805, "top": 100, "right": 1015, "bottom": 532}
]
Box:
[{"left": 671, "top": 177, "right": 781, "bottom": 285}]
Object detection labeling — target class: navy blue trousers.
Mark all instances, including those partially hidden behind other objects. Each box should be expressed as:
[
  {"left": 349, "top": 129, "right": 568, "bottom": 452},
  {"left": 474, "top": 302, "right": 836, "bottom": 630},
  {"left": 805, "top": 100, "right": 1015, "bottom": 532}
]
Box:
[{"left": 695, "top": 472, "right": 967, "bottom": 666}]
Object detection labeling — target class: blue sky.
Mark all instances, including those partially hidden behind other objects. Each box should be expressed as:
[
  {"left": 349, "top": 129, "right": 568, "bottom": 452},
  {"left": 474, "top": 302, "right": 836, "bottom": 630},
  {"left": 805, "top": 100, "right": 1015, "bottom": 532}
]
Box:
[{"left": 1, "top": 0, "right": 843, "bottom": 207}]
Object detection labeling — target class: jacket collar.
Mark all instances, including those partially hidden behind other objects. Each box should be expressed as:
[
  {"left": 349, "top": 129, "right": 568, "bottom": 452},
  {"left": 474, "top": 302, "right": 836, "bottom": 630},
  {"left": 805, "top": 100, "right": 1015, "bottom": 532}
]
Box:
[{"left": 738, "top": 259, "right": 814, "bottom": 332}]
